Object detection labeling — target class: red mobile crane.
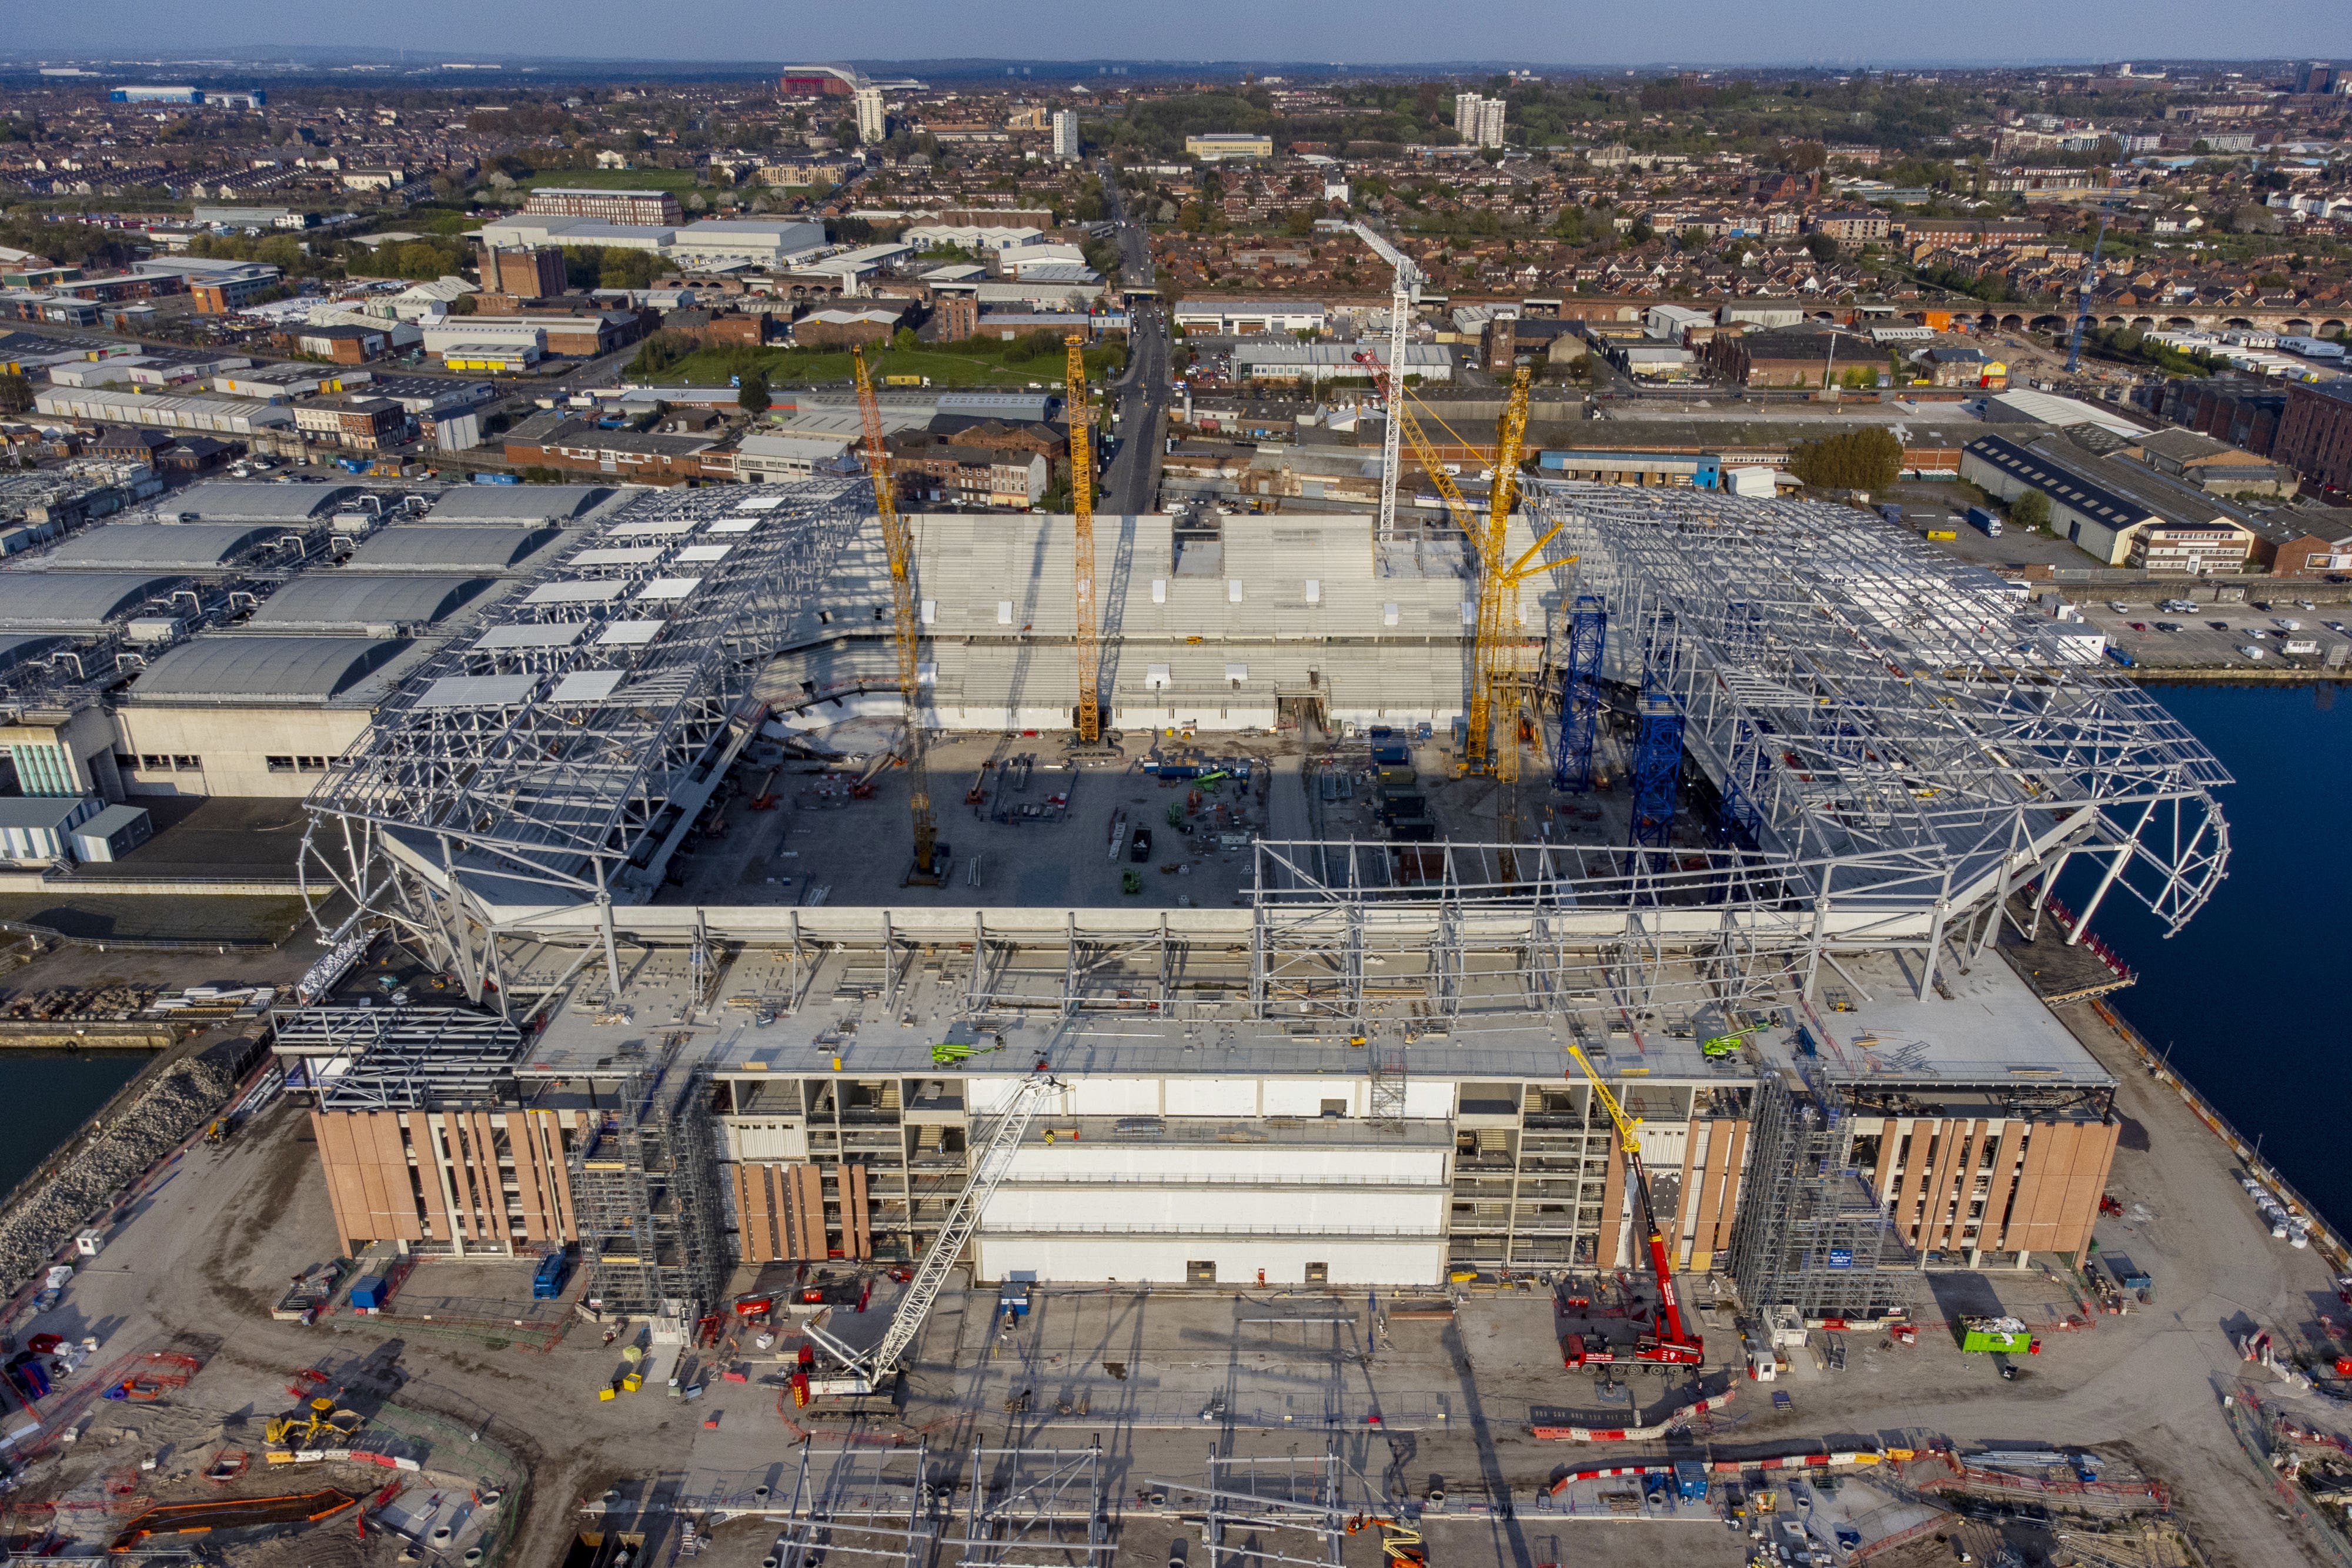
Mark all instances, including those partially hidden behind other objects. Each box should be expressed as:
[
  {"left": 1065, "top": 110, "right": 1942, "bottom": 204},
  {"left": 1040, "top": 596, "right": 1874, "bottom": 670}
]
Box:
[{"left": 1563, "top": 1045, "right": 1703, "bottom": 1370}]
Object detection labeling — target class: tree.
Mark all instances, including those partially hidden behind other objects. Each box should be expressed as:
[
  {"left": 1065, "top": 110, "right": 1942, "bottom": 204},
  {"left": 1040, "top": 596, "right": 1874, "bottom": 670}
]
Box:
[
  {"left": 892, "top": 327, "right": 918, "bottom": 353},
  {"left": 0, "top": 373, "right": 29, "bottom": 415},
  {"left": 2010, "top": 489, "right": 2050, "bottom": 531},
  {"left": 1802, "top": 232, "right": 1839, "bottom": 265},
  {"left": 1787, "top": 427, "right": 1902, "bottom": 493},
  {"left": 737, "top": 370, "right": 770, "bottom": 415}
]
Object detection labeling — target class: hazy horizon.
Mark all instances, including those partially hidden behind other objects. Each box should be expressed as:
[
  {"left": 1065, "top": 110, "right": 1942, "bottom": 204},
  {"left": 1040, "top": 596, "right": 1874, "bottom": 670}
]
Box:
[{"left": 7, "top": 0, "right": 2346, "bottom": 73}]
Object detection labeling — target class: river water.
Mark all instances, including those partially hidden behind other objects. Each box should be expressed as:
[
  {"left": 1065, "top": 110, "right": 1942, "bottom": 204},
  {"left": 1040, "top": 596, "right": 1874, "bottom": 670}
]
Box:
[
  {"left": 2063, "top": 682, "right": 2351, "bottom": 1233},
  {"left": 0, "top": 1054, "right": 149, "bottom": 1199}
]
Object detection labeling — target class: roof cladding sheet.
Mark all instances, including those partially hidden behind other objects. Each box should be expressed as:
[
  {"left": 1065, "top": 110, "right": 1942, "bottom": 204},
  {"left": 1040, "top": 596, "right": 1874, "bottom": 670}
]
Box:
[
  {"left": 0, "top": 572, "right": 181, "bottom": 628},
  {"left": 161, "top": 481, "right": 362, "bottom": 521},
  {"left": 249, "top": 574, "right": 492, "bottom": 628},
  {"left": 425, "top": 484, "right": 614, "bottom": 523},
  {"left": 44, "top": 523, "right": 285, "bottom": 569},
  {"left": 129, "top": 636, "right": 412, "bottom": 700},
  {"left": 342, "top": 525, "right": 560, "bottom": 571}
]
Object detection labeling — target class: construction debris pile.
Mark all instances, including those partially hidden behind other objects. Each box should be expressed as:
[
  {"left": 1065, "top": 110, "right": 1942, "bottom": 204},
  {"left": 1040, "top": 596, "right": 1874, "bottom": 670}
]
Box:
[{"left": 0, "top": 1046, "right": 242, "bottom": 1293}]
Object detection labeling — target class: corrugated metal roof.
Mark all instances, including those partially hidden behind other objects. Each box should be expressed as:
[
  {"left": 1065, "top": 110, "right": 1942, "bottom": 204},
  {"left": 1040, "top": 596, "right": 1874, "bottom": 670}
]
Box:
[
  {"left": 128, "top": 635, "right": 412, "bottom": 701},
  {"left": 0, "top": 572, "right": 182, "bottom": 629},
  {"left": 44, "top": 523, "right": 288, "bottom": 569},
  {"left": 342, "top": 525, "right": 562, "bottom": 572},
  {"left": 425, "top": 485, "right": 616, "bottom": 523},
  {"left": 156, "top": 481, "right": 363, "bottom": 522},
  {"left": 249, "top": 574, "right": 493, "bottom": 629}
]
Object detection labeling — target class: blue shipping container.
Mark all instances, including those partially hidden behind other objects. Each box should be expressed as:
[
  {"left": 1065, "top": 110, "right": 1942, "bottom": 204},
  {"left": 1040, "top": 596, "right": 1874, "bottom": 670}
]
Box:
[
  {"left": 1674, "top": 1461, "right": 1708, "bottom": 1500},
  {"left": 533, "top": 1251, "right": 571, "bottom": 1300},
  {"left": 349, "top": 1274, "right": 388, "bottom": 1310}
]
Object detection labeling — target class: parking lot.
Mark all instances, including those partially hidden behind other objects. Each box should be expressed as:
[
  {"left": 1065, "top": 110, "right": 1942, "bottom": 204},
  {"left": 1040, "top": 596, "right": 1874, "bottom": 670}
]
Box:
[{"left": 2072, "top": 590, "right": 2352, "bottom": 673}]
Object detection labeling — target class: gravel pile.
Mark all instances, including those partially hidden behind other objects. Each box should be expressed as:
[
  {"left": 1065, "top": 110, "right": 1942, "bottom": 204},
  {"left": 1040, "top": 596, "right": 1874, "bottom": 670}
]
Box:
[{"left": 0, "top": 1050, "right": 240, "bottom": 1296}]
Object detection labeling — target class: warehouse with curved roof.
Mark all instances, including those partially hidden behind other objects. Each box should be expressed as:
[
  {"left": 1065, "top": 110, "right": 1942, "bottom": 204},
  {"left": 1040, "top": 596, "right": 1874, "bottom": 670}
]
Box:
[
  {"left": 426, "top": 484, "right": 618, "bottom": 524},
  {"left": 341, "top": 526, "right": 563, "bottom": 573},
  {"left": 0, "top": 573, "right": 187, "bottom": 630},
  {"left": 113, "top": 631, "right": 419, "bottom": 797},
  {"left": 40, "top": 523, "right": 296, "bottom": 571},
  {"left": 153, "top": 482, "right": 365, "bottom": 522},
  {"left": 126, "top": 635, "right": 413, "bottom": 703},
  {"left": 249, "top": 574, "right": 495, "bottom": 631}
]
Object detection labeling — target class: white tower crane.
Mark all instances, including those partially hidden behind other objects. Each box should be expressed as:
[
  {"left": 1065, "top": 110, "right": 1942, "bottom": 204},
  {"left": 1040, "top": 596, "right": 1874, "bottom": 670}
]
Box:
[{"left": 1350, "top": 220, "right": 1422, "bottom": 543}]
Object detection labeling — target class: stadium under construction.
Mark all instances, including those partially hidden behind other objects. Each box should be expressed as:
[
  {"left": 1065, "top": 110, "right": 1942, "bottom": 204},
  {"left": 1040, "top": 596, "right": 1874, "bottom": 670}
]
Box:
[{"left": 274, "top": 473, "right": 2232, "bottom": 1333}]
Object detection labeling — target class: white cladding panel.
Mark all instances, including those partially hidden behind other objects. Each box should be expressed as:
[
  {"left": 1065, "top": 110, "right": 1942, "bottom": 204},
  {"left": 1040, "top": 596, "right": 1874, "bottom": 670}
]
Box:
[
  {"left": 983, "top": 1186, "right": 1443, "bottom": 1232},
  {"left": 1261, "top": 1079, "right": 1365, "bottom": 1118},
  {"left": 974, "top": 1237, "right": 1445, "bottom": 1286},
  {"left": 998, "top": 1145, "right": 1448, "bottom": 1182},
  {"left": 971, "top": 1074, "right": 1457, "bottom": 1121},
  {"left": 1404, "top": 1081, "right": 1455, "bottom": 1118},
  {"left": 1166, "top": 1078, "right": 1260, "bottom": 1117},
  {"left": 719, "top": 1118, "right": 810, "bottom": 1162},
  {"left": 1065, "top": 1078, "right": 1163, "bottom": 1116}
]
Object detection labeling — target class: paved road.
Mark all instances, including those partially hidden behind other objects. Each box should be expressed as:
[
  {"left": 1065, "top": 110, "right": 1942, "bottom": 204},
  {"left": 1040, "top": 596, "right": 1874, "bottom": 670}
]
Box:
[{"left": 1097, "top": 162, "right": 1168, "bottom": 517}]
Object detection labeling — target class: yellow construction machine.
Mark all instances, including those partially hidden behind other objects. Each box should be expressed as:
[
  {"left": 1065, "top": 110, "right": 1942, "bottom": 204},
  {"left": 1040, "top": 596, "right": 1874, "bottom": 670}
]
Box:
[{"left": 263, "top": 1395, "right": 363, "bottom": 1448}]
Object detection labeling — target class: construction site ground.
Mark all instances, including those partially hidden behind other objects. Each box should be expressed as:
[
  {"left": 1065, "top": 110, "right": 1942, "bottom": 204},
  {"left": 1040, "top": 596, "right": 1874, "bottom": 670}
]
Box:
[
  {"left": 1, "top": 984, "right": 2341, "bottom": 1568},
  {"left": 656, "top": 722, "right": 1666, "bottom": 911}
]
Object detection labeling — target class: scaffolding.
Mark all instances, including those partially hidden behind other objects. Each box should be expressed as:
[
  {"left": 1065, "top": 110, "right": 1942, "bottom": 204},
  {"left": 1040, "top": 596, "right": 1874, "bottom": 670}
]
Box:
[
  {"left": 1551, "top": 594, "right": 1606, "bottom": 793},
  {"left": 1723, "top": 1069, "right": 1910, "bottom": 1319},
  {"left": 567, "top": 1035, "right": 727, "bottom": 1319}
]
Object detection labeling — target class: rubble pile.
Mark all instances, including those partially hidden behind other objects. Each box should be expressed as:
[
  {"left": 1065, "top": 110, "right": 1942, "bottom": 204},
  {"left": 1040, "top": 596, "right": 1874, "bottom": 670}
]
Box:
[{"left": 0, "top": 1050, "right": 240, "bottom": 1293}]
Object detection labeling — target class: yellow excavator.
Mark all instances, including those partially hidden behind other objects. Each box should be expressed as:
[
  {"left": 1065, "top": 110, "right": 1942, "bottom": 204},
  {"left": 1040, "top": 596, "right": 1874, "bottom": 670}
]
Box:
[{"left": 263, "top": 1396, "right": 363, "bottom": 1448}]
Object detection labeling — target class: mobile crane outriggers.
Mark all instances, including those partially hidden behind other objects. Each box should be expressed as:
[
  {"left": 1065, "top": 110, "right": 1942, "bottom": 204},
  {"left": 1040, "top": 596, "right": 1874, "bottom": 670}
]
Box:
[{"left": 1565, "top": 1044, "right": 1704, "bottom": 1370}]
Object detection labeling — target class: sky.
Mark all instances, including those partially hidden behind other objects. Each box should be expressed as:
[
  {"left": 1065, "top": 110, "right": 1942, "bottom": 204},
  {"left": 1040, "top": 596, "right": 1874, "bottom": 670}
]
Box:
[{"left": 12, "top": 0, "right": 2348, "bottom": 70}]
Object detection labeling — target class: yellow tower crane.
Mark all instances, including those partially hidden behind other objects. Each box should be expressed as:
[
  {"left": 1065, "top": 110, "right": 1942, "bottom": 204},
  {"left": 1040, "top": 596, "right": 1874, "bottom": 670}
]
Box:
[
  {"left": 851, "top": 346, "right": 945, "bottom": 883},
  {"left": 1064, "top": 334, "right": 1101, "bottom": 744}
]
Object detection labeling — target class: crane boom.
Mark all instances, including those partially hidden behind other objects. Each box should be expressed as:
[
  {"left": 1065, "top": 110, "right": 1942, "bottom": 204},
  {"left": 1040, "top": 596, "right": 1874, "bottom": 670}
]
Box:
[
  {"left": 1566, "top": 1045, "right": 1699, "bottom": 1360},
  {"left": 1350, "top": 221, "right": 1421, "bottom": 543},
  {"left": 852, "top": 347, "right": 940, "bottom": 876},
  {"left": 1065, "top": 335, "right": 1101, "bottom": 743},
  {"left": 2064, "top": 200, "right": 2113, "bottom": 375},
  {"left": 804, "top": 1067, "right": 1061, "bottom": 1392},
  {"left": 1471, "top": 367, "right": 1534, "bottom": 785}
]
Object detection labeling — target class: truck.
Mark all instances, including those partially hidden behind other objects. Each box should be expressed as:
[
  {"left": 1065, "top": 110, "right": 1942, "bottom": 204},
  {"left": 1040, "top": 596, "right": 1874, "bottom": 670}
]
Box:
[
  {"left": 1966, "top": 505, "right": 2004, "bottom": 538},
  {"left": 533, "top": 1246, "right": 574, "bottom": 1300},
  {"left": 1958, "top": 1316, "right": 2036, "bottom": 1355}
]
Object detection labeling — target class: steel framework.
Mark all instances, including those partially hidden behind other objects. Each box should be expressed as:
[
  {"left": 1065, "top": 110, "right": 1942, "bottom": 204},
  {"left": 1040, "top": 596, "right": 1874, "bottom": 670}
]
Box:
[
  {"left": 948, "top": 1446, "right": 1110, "bottom": 1568},
  {"left": 1152, "top": 1449, "right": 1349, "bottom": 1568},
  {"left": 1551, "top": 594, "right": 1606, "bottom": 793},
  {"left": 769, "top": 1444, "right": 934, "bottom": 1568},
  {"left": 1524, "top": 483, "right": 2231, "bottom": 955},
  {"left": 299, "top": 480, "right": 867, "bottom": 1005}
]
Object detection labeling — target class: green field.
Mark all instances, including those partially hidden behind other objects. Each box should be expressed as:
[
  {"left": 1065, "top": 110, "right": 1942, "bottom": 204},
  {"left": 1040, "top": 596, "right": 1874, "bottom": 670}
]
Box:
[
  {"left": 513, "top": 168, "right": 708, "bottom": 193},
  {"left": 644, "top": 343, "right": 1125, "bottom": 390}
]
